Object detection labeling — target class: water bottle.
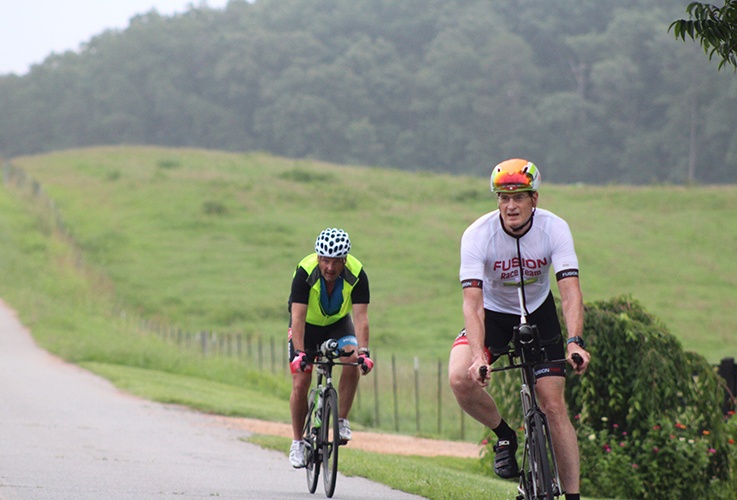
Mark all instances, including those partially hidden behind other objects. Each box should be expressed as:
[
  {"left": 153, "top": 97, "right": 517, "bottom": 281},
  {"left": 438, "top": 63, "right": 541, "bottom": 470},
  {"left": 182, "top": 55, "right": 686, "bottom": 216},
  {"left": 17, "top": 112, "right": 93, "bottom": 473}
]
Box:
[{"left": 314, "top": 392, "right": 322, "bottom": 429}]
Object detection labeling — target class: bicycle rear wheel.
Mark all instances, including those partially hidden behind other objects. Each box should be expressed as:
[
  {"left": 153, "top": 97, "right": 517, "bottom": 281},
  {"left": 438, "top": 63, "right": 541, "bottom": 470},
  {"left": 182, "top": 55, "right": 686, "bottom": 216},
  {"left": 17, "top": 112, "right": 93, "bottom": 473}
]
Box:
[
  {"left": 321, "top": 387, "right": 340, "bottom": 498},
  {"left": 304, "top": 389, "right": 320, "bottom": 494},
  {"left": 525, "top": 411, "right": 556, "bottom": 499}
]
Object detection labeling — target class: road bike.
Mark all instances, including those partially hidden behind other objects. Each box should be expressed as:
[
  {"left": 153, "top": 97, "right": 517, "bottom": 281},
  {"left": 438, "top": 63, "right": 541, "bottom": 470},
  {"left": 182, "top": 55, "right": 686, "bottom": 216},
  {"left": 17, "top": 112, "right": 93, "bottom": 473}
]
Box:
[
  {"left": 300, "top": 339, "right": 363, "bottom": 498},
  {"left": 481, "top": 288, "right": 582, "bottom": 500}
]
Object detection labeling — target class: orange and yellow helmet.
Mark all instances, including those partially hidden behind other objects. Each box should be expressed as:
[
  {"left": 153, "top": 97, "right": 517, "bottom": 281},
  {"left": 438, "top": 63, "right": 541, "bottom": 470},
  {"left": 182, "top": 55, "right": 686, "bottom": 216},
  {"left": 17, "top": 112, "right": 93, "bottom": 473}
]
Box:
[{"left": 490, "top": 159, "right": 541, "bottom": 193}]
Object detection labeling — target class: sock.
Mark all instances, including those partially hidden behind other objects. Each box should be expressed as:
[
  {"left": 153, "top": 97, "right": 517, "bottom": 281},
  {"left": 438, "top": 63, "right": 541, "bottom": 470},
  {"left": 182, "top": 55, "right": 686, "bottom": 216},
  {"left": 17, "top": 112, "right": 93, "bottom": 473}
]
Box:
[
  {"left": 492, "top": 419, "right": 516, "bottom": 443},
  {"left": 565, "top": 494, "right": 580, "bottom": 500}
]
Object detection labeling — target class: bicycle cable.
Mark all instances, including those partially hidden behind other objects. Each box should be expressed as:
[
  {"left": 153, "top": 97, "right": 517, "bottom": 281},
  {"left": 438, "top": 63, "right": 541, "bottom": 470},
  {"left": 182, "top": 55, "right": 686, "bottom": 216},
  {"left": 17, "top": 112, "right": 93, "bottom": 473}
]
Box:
[{"left": 515, "top": 232, "right": 531, "bottom": 319}]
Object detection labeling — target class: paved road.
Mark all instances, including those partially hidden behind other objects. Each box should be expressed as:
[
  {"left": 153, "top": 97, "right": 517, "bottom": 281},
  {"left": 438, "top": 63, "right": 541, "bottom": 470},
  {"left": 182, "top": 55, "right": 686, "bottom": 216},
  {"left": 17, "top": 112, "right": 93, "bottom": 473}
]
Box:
[{"left": 0, "top": 301, "right": 423, "bottom": 499}]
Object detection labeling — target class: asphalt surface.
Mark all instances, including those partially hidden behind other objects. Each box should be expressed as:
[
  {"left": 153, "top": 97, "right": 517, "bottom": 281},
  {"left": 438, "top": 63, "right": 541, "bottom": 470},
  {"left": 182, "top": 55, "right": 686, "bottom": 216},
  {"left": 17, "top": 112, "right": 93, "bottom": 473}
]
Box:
[{"left": 0, "top": 301, "right": 423, "bottom": 499}]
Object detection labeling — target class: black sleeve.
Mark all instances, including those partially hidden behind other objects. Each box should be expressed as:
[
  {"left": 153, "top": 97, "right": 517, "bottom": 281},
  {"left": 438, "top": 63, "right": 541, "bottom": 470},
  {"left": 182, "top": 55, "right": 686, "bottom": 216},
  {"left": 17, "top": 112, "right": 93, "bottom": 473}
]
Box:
[
  {"left": 289, "top": 267, "right": 311, "bottom": 305},
  {"left": 351, "top": 269, "right": 370, "bottom": 304}
]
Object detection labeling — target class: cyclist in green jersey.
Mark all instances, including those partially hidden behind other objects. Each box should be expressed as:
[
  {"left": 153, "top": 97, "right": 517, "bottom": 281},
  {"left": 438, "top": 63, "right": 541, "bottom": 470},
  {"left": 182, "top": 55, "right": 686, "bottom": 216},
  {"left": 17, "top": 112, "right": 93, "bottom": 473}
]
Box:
[{"left": 287, "top": 228, "right": 374, "bottom": 468}]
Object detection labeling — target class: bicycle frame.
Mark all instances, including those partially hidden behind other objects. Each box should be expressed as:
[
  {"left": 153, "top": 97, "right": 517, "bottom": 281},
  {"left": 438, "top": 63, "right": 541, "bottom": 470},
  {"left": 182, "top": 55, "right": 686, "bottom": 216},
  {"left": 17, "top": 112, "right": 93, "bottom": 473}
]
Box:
[
  {"left": 301, "top": 339, "right": 362, "bottom": 498},
  {"left": 490, "top": 327, "right": 563, "bottom": 499},
  {"left": 484, "top": 287, "right": 567, "bottom": 499}
]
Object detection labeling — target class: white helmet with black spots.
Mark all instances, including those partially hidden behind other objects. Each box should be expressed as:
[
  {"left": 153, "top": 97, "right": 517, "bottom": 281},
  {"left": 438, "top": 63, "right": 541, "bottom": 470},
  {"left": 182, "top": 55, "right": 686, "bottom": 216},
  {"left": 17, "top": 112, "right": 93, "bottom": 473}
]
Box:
[{"left": 315, "top": 228, "right": 351, "bottom": 258}]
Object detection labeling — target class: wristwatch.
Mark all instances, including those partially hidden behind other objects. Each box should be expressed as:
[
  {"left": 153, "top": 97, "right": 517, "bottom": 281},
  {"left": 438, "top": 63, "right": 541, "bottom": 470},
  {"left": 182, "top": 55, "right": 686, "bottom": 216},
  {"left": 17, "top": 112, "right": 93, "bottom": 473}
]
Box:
[
  {"left": 566, "top": 336, "right": 585, "bottom": 348},
  {"left": 358, "top": 347, "right": 371, "bottom": 357}
]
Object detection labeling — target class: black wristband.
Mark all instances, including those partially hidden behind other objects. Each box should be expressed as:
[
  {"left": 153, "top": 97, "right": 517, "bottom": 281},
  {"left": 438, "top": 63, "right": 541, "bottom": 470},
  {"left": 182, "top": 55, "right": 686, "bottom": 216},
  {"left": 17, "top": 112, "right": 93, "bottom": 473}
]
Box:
[{"left": 566, "top": 336, "right": 585, "bottom": 348}]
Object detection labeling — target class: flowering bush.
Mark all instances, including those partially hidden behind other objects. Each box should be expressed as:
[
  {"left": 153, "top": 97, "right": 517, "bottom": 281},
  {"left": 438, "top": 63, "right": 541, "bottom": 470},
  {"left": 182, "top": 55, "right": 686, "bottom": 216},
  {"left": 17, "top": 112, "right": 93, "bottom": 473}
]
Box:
[
  {"left": 576, "top": 418, "right": 645, "bottom": 498},
  {"left": 476, "top": 297, "right": 737, "bottom": 498},
  {"left": 567, "top": 296, "right": 736, "bottom": 498},
  {"left": 714, "top": 411, "right": 737, "bottom": 497},
  {"left": 577, "top": 416, "right": 723, "bottom": 498},
  {"left": 480, "top": 412, "right": 737, "bottom": 499}
]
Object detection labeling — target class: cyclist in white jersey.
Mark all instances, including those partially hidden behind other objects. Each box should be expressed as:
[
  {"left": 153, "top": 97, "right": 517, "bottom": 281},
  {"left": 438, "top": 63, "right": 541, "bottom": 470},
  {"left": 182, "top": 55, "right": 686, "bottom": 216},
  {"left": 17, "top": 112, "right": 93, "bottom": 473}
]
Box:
[{"left": 449, "top": 159, "right": 590, "bottom": 500}]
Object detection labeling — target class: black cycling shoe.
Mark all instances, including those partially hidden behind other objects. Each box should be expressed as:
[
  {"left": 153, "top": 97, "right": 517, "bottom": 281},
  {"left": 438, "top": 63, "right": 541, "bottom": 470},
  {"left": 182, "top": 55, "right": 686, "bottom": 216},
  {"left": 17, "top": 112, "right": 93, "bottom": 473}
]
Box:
[{"left": 493, "top": 438, "right": 519, "bottom": 479}]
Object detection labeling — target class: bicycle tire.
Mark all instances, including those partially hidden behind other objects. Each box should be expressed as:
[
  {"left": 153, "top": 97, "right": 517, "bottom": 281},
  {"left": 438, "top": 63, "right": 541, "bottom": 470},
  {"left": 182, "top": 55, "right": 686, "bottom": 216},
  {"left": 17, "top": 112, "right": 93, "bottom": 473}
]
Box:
[
  {"left": 321, "top": 387, "right": 340, "bottom": 498},
  {"left": 304, "top": 389, "right": 320, "bottom": 494},
  {"left": 525, "top": 411, "right": 555, "bottom": 499}
]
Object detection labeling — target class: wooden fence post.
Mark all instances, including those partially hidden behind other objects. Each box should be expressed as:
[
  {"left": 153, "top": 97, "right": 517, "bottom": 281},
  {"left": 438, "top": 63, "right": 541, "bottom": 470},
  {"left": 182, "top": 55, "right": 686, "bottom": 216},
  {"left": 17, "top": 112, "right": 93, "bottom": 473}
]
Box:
[
  {"left": 258, "top": 336, "right": 263, "bottom": 371},
  {"left": 373, "top": 351, "right": 380, "bottom": 426},
  {"left": 392, "top": 354, "right": 399, "bottom": 432},
  {"left": 270, "top": 337, "right": 276, "bottom": 374},
  {"left": 460, "top": 407, "right": 465, "bottom": 440},
  {"left": 437, "top": 358, "right": 442, "bottom": 435},
  {"left": 414, "top": 356, "right": 420, "bottom": 433},
  {"left": 200, "top": 331, "right": 208, "bottom": 356}
]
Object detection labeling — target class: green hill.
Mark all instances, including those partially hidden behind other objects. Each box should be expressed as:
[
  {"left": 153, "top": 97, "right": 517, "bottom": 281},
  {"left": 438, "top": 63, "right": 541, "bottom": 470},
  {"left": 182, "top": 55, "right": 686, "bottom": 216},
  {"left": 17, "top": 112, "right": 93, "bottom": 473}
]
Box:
[
  {"left": 3, "top": 146, "right": 735, "bottom": 365},
  {"left": 3, "top": 146, "right": 735, "bottom": 498}
]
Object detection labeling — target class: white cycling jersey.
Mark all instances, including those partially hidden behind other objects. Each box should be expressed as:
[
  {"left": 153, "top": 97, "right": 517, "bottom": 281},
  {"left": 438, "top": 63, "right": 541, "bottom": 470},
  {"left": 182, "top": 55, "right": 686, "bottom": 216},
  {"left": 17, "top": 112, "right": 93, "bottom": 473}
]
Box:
[{"left": 459, "top": 208, "right": 579, "bottom": 315}]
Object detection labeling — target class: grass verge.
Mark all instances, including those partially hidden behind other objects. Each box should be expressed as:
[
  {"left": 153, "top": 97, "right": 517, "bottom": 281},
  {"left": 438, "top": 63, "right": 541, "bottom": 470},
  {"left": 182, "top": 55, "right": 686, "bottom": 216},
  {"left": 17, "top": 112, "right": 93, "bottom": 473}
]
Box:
[{"left": 248, "top": 434, "right": 519, "bottom": 500}]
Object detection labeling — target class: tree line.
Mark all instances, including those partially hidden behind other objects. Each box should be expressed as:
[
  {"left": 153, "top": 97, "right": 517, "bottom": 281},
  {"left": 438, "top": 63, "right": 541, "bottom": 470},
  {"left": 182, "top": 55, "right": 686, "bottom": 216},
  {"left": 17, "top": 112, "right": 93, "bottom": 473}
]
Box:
[{"left": 1, "top": 0, "right": 735, "bottom": 184}]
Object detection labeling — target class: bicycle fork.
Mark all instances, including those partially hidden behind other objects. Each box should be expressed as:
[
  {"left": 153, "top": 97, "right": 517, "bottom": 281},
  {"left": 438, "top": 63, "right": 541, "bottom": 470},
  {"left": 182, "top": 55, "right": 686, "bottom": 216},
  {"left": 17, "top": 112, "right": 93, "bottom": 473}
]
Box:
[{"left": 519, "top": 382, "right": 534, "bottom": 498}]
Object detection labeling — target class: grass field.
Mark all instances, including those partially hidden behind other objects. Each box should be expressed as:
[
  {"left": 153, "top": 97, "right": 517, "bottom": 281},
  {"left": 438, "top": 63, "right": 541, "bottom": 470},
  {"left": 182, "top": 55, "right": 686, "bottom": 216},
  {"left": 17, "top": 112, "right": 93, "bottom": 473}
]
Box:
[
  {"left": 7, "top": 146, "right": 735, "bottom": 362},
  {"left": 0, "top": 146, "right": 733, "bottom": 499}
]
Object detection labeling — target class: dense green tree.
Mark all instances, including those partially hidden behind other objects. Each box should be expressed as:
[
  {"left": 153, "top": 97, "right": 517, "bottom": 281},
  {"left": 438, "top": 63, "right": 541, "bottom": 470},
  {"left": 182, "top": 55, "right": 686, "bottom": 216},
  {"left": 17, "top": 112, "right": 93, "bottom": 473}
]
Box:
[
  {"left": 0, "top": 0, "right": 734, "bottom": 184},
  {"left": 671, "top": 1, "right": 737, "bottom": 70}
]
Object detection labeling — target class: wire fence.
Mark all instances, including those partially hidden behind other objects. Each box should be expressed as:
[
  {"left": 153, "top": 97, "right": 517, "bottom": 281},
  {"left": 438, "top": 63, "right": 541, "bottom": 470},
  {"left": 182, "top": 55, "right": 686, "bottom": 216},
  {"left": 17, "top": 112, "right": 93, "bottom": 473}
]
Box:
[
  {"left": 1, "top": 159, "right": 499, "bottom": 442},
  {"left": 6, "top": 158, "right": 736, "bottom": 448},
  {"left": 127, "top": 315, "right": 495, "bottom": 441}
]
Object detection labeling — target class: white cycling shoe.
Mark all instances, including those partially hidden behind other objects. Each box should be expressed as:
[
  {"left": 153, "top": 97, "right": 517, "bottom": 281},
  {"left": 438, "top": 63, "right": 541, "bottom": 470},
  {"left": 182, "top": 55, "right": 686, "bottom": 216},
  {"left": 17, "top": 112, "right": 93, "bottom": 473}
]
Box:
[
  {"left": 289, "top": 440, "right": 305, "bottom": 468},
  {"left": 338, "top": 418, "right": 351, "bottom": 443}
]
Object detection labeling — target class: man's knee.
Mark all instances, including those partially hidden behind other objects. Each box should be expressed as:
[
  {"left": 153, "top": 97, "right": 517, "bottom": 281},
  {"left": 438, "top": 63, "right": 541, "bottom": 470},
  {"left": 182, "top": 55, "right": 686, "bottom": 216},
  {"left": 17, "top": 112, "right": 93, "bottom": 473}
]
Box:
[
  {"left": 449, "top": 356, "right": 472, "bottom": 396},
  {"left": 340, "top": 364, "right": 360, "bottom": 382},
  {"left": 538, "top": 391, "right": 568, "bottom": 420},
  {"left": 292, "top": 373, "right": 312, "bottom": 393}
]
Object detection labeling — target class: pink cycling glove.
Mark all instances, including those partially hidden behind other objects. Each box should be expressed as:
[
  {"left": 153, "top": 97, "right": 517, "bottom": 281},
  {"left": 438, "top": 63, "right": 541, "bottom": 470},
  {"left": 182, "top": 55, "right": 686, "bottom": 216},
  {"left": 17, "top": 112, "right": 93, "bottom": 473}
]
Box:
[
  {"left": 290, "top": 352, "right": 312, "bottom": 374},
  {"left": 358, "top": 354, "right": 374, "bottom": 375}
]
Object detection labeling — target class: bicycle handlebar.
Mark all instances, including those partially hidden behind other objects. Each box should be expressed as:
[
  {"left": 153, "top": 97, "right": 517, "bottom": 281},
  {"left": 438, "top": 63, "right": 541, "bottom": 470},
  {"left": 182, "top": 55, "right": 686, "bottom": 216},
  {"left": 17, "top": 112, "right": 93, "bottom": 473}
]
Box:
[
  {"left": 478, "top": 351, "right": 583, "bottom": 379},
  {"left": 475, "top": 282, "right": 586, "bottom": 380},
  {"left": 299, "top": 339, "right": 364, "bottom": 371}
]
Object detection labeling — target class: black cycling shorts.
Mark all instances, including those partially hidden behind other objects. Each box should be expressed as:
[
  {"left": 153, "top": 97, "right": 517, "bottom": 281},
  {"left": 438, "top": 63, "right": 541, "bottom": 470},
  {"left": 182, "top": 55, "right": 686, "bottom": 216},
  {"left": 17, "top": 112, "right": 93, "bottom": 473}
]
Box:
[
  {"left": 454, "top": 292, "right": 565, "bottom": 378},
  {"left": 288, "top": 315, "right": 356, "bottom": 360}
]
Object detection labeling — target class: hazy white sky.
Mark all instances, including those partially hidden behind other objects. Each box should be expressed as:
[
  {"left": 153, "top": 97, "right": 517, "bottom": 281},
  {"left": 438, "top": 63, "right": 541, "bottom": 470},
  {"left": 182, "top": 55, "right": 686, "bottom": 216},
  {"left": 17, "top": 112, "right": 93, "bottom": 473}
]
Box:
[{"left": 0, "top": 0, "right": 231, "bottom": 75}]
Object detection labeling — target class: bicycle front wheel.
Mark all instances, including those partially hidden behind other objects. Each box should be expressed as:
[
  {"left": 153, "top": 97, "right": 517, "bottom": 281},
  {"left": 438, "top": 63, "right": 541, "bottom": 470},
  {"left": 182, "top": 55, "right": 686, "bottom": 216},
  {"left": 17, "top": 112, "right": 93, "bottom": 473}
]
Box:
[
  {"left": 321, "top": 387, "right": 339, "bottom": 498},
  {"left": 525, "top": 411, "right": 556, "bottom": 499},
  {"left": 304, "top": 389, "right": 320, "bottom": 494}
]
